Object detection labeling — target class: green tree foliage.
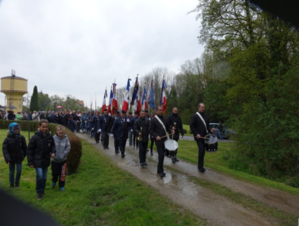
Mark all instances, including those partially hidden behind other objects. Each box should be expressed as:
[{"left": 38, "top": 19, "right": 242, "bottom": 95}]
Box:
[
  {"left": 190, "top": 0, "right": 299, "bottom": 185},
  {"left": 29, "top": 86, "right": 38, "bottom": 112},
  {"left": 38, "top": 92, "right": 51, "bottom": 110}
]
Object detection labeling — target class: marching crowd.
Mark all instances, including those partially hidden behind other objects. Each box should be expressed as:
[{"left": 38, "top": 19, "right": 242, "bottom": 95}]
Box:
[{"left": 2, "top": 103, "right": 215, "bottom": 200}]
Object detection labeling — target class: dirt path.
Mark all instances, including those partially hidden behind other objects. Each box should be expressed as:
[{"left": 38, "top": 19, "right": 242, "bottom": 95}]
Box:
[{"left": 77, "top": 133, "right": 299, "bottom": 226}]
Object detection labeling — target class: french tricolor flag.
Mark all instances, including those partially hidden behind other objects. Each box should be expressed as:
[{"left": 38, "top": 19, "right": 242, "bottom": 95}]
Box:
[
  {"left": 101, "top": 89, "right": 108, "bottom": 114},
  {"left": 122, "top": 79, "right": 131, "bottom": 113},
  {"left": 108, "top": 87, "right": 113, "bottom": 113}
]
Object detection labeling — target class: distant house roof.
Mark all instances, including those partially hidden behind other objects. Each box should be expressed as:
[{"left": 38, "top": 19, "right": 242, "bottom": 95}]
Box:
[
  {"left": 77, "top": 100, "right": 84, "bottom": 106},
  {"left": 1, "top": 76, "right": 27, "bottom": 81}
]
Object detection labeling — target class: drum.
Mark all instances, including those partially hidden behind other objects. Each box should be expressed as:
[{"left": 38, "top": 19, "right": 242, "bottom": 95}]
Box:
[
  {"left": 164, "top": 139, "right": 179, "bottom": 157},
  {"left": 204, "top": 134, "right": 218, "bottom": 152}
]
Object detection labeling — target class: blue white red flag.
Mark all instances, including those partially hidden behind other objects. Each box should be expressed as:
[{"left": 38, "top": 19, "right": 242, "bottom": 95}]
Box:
[
  {"left": 161, "top": 80, "right": 167, "bottom": 115},
  {"left": 101, "top": 89, "right": 108, "bottom": 114},
  {"left": 122, "top": 79, "right": 131, "bottom": 113},
  {"left": 112, "top": 83, "right": 118, "bottom": 115},
  {"left": 108, "top": 87, "right": 113, "bottom": 113}
]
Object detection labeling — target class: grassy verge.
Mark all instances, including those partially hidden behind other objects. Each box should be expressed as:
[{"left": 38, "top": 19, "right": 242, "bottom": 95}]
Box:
[
  {"left": 175, "top": 140, "right": 299, "bottom": 196},
  {"left": 0, "top": 130, "right": 205, "bottom": 226},
  {"left": 182, "top": 124, "right": 192, "bottom": 135}
]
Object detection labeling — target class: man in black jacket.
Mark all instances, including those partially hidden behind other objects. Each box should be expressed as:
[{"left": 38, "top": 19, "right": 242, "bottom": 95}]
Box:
[
  {"left": 149, "top": 106, "right": 174, "bottom": 178},
  {"left": 134, "top": 110, "right": 149, "bottom": 167},
  {"left": 168, "top": 107, "right": 184, "bottom": 163},
  {"left": 190, "top": 103, "right": 215, "bottom": 173}
]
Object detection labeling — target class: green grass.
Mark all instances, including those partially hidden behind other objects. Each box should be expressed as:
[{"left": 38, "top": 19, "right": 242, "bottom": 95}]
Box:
[
  {"left": 176, "top": 140, "right": 299, "bottom": 196},
  {"left": 182, "top": 124, "right": 192, "bottom": 135},
  {"left": 0, "top": 130, "right": 205, "bottom": 226}
]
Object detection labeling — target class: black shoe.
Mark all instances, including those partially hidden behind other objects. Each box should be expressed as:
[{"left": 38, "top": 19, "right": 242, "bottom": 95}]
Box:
[
  {"left": 96, "top": 141, "right": 99, "bottom": 143},
  {"left": 10, "top": 183, "right": 14, "bottom": 188},
  {"left": 37, "top": 193, "right": 43, "bottom": 200},
  {"left": 140, "top": 162, "right": 145, "bottom": 166},
  {"left": 151, "top": 151, "right": 153, "bottom": 156},
  {"left": 106, "top": 147, "right": 109, "bottom": 149},
  {"left": 121, "top": 154, "right": 126, "bottom": 158},
  {"left": 144, "top": 162, "right": 148, "bottom": 166},
  {"left": 159, "top": 173, "right": 166, "bottom": 178},
  {"left": 115, "top": 150, "right": 119, "bottom": 154},
  {"left": 15, "top": 182, "right": 19, "bottom": 188},
  {"left": 198, "top": 168, "right": 206, "bottom": 173},
  {"left": 172, "top": 158, "right": 176, "bottom": 163},
  {"left": 147, "top": 149, "right": 149, "bottom": 152},
  {"left": 175, "top": 158, "right": 179, "bottom": 162}
]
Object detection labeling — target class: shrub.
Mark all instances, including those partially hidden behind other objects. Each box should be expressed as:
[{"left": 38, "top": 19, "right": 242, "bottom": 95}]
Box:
[{"left": 0, "top": 120, "right": 82, "bottom": 175}]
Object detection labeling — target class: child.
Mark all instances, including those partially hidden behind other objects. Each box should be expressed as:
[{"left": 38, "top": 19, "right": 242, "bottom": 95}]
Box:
[
  {"left": 2, "top": 123, "right": 27, "bottom": 188},
  {"left": 27, "top": 119, "right": 56, "bottom": 200},
  {"left": 51, "top": 125, "right": 71, "bottom": 191}
]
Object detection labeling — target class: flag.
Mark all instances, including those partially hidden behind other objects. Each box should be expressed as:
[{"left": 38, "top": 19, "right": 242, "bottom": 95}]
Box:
[
  {"left": 131, "top": 77, "right": 139, "bottom": 105},
  {"left": 147, "top": 80, "right": 155, "bottom": 110},
  {"left": 161, "top": 80, "right": 167, "bottom": 115},
  {"left": 112, "top": 83, "right": 118, "bottom": 115},
  {"left": 136, "top": 88, "right": 142, "bottom": 114},
  {"left": 142, "top": 86, "right": 147, "bottom": 110},
  {"left": 108, "top": 87, "right": 113, "bottom": 113},
  {"left": 101, "top": 89, "right": 108, "bottom": 114},
  {"left": 122, "top": 79, "right": 131, "bottom": 113}
]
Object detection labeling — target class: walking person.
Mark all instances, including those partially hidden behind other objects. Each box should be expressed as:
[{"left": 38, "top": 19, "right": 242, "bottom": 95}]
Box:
[
  {"left": 134, "top": 110, "right": 149, "bottom": 167},
  {"left": 149, "top": 106, "right": 174, "bottom": 178},
  {"left": 99, "top": 109, "right": 111, "bottom": 149},
  {"left": 2, "top": 123, "right": 27, "bottom": 188},
  {"left": 51, "top": 125, "right": 71, "bottom": 191},
  {"left": 110, "top": 111, "right": 120, "bottom": 154},
  {"left": 167, "top": 107, "right": 184, "bottom": 163},
  {"left": 190, "top": 103, "right": 215, "bottom": 173},
  {"left": 111, "top": 110, "right": 131, "bottom": 158},
  {"left": 27, "top": 119, "right": 56, "bottom": 200},
  {"left": 92, "top": 111, "right": 101, "bottom": 143}
]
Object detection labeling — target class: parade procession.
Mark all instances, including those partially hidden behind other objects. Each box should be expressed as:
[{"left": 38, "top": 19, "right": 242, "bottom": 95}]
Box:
[{"left": 75, "top": 76, "right": 217, "bottom": 179}]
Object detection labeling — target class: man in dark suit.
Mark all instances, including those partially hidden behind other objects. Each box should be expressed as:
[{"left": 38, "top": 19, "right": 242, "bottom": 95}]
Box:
[
  {"left": 149, "top": 106, "right": 174, "bottom": 178},
  {"left": 98, "top": 109, "right": 111, "bottom": 149},
  {"left": 111, "top": 110, "right": 131, "bottom": 158},
  {"left": 109, "top": 111, "right": 120, "bottom": 154},
  {"left": 190, "top": 103, "right": 215, "bottom": 173}
]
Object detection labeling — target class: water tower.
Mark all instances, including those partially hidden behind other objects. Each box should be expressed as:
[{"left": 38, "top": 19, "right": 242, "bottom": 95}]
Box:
[{"left": 1, "top": 70, "right": 28, "bottom": 113}]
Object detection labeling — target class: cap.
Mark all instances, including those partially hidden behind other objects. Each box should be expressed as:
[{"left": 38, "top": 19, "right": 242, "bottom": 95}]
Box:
[
  {"left": 115, "top": 110, "right": 120, "bottom": 114},
  {"left": 121, "top": 110, "right": 126, "bottom": 114},
  {"left": 104, "top": 109, "right": 108, "bottom": 111},
  {"left": 8, "top": 122, "right": 20, "bottom": 134},
  {"left": 145, "top": 110, "right": 148, "bottom": 113}
]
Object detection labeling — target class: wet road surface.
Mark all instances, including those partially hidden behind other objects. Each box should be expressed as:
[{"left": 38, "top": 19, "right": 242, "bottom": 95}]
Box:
[{"left": 76, "top": 133, "right": 299, "bottom": 226}]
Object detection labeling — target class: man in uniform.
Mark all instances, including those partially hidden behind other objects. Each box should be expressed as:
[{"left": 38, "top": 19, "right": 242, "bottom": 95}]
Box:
[
  {"left": 134, "top": 110, "right": 150, "bottom": 167},
  {"left": 190, "top": 103, "right": 215, "bottom": 173},
  {"left": 99, "top": 109, "right": 111, "bottom": 149},
  {"left": 92, "top": 111, "right": 101, "bottom": 143},
  {"left": 128, "top": 112, "right": 134, "bottom": 146},
  {"left": 168, "top": 107, "right": 184, "bottom": 163},
  {"left": 111, "top": 110, "right": 131, "bottom": 158},
  {"left": 149, "top": 106, "right": 174, "bottom": 178},
  {"left": 109, "top": 110, "right": 120, "bottom": 154}
]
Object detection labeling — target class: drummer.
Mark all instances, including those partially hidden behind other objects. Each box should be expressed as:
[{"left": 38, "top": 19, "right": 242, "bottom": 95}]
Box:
[
  {"left": 190, "top": 103, "right": 215, "bottom": 173},
  {"left": 149, "top": 106, "right": 174, "bottom": 178}
]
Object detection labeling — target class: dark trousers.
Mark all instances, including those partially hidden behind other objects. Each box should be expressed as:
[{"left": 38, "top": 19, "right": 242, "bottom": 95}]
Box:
[
  {"left": 9, "top": 162, "right": 22, "bottom": 185},
  {"left": 150, "top": 136, "right": 154, "bottom": 152},
  {"left": 138, "top": 141, "right": 148, "bottom": 163},
  {"left": 114, "top": 135, "right": 119, "bottom": 152},
  {"left": 196, "top": 140, "right": 205, "bottom": 169},
  {"left": 119, "top": 139, "right": 127, "bottom": 155},
  {"left": 102, "top": 131, "right": 109, "bottom": 148},
  {"left": 95, "top": 131, "right": 100, "bottom": 143},
  {"left": 133, "top": 134, "right": 139, "bottom": 148},
  {"left": 51, "top": 160, "right": 67, "bottom": 188},
  {"left": 155, "top": 142, "right": 165, "bottom": 174}
]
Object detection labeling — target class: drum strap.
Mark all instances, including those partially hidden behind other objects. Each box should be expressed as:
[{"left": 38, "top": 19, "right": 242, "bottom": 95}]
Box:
[
  {"left": 196, "top": 112, "right": 208, "bottom": 133},
  {"left": 155, "top": 115, "right": 167, "bottom": 136}
]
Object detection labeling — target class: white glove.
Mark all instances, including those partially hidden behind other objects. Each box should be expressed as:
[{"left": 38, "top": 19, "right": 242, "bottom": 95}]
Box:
[
  {"left": 131, "top": 129, "right": 133, "bottom": 132},
  {"left": 108, "top": 113, "right": 111, "bottom": 116},
  {"left": 91, "top": 128, "right": 94, "bottom": 131},
  {"left": 127, "top": 119, "right": 130, "bottom": 122},
  {"left": 97, "top": 129, "right": 101, "bottom": 133},
  {"left": 110, "top": 134, "right": 114, "bottom": 137}
]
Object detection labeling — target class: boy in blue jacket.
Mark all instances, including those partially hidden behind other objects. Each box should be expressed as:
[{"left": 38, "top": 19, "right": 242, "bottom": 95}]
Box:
[{"left": 2, "top": 123, "right": 27, "bottom": 188}]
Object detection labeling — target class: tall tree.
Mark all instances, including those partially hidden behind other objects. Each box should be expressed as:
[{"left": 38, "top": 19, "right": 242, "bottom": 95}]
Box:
[{"left": 30, "top": 86, "right": 38, "bottom": 111}]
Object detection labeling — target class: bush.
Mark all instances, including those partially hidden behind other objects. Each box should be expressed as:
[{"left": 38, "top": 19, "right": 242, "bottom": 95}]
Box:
[{"left": 0, "top": 120, "right": 82, "bottom": 175}]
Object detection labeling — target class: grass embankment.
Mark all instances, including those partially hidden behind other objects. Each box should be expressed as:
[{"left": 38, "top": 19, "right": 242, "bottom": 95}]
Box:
[{"left": 0, "top": 130, "right": 205, "bottom": 226}]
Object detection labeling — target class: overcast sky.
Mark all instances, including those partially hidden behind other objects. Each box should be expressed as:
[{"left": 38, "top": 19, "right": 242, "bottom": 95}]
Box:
[{"left": 0, "top": 0, "right": 203, "bottom": 108}]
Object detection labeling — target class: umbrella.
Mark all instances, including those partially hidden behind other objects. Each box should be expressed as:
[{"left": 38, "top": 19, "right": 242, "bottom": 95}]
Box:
[{"left": 56, "top": 106, "right": 62, "bottom": 109}]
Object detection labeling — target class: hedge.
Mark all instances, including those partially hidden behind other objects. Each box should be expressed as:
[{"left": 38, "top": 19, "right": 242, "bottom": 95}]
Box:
[{"left": 0, "top": 120, "right": 82, "bottom": 175}]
